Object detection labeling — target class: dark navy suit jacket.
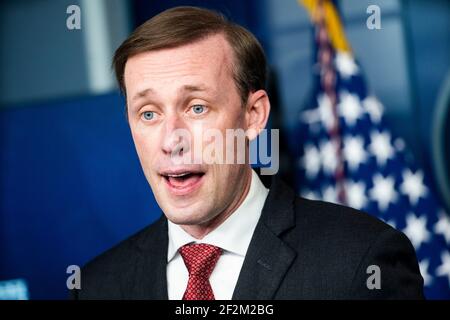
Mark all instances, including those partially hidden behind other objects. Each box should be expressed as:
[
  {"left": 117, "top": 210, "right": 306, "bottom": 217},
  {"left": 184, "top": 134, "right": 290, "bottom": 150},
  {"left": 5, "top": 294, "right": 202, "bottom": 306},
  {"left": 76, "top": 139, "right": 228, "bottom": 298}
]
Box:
[{"left": 72, "top": 177, "right": 424, "bottom": 299}]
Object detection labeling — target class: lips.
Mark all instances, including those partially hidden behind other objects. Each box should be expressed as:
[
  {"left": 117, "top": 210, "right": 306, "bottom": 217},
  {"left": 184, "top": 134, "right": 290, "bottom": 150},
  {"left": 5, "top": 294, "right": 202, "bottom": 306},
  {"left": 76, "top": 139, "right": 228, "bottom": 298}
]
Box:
[{"left": 159, "top": 168, "right": 205, "bottom": 196}]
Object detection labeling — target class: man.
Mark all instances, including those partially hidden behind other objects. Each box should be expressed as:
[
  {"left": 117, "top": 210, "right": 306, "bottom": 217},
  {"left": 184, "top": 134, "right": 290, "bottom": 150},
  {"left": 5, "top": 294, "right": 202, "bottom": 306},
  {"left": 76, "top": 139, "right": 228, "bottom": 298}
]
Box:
[{"left": 73, "top": 6, "right": 424, "bottom": 299}]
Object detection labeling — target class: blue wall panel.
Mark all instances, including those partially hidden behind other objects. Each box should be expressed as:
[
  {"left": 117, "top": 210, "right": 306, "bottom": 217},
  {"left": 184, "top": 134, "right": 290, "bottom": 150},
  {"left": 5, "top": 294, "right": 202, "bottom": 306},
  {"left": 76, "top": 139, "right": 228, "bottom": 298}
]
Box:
[{"left": 0, "top": 92, "right": 161, "bottom": 299}]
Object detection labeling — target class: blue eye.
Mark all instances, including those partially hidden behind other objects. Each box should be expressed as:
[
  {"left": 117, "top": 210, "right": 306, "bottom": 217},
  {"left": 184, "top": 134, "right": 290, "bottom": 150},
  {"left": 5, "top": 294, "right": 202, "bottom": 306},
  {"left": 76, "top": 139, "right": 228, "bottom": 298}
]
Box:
[
  {"left": 192, "top": 105, "right": 205, "bottom": 114},
  {"left": 143, "top": 111, "right": 154, "bottom": 120}
]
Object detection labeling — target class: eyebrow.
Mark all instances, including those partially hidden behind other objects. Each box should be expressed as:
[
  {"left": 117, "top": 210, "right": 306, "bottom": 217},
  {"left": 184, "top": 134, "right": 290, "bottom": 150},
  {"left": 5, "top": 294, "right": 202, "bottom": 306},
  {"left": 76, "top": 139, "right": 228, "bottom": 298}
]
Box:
[{"left": 131, "top": 84, "right": 212, "bottom": 104}]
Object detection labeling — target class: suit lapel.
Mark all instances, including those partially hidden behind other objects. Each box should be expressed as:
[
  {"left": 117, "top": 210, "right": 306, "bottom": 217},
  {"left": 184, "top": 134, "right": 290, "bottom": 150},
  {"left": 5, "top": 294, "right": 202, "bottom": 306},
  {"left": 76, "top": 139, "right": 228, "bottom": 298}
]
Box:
[
  {"left": 232, "top": 224, "right": 296, "bottom": 299},
  {"left": 232, "top": 177, "right": 297, "bottom": 300}
]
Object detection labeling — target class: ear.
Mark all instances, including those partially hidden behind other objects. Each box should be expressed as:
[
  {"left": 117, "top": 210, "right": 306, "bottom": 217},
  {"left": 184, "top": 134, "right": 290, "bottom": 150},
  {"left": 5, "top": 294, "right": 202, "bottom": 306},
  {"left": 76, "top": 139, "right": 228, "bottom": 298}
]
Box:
[{"left": 245, "top": 90, "right": 271, "bottom": 141}]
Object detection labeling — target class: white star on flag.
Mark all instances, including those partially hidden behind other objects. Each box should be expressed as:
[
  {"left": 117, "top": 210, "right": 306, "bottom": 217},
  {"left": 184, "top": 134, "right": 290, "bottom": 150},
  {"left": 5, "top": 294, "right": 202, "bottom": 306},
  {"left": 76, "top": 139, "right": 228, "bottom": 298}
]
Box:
[
  {"left": 369, "top": 174, "right": 397, "bottom": 211},
  {"left": 301, "top": 144, "right": 321, "bottom": 179},
  {"left": 335, "top": 52, "right": 359, "bottom": 78},
  {"left": 319, "top": 139, "right": 338, "bottom": 175},
  {"left": 434, "top": 211, "right": 450, "bottom": 245},
  {"left": 369, "top": 130, "right": 395, "bottom": 166},
  {"left": 363, "top": 96, "right": 384, "bottom": 123},
  {"left": 436, "top": 251, "right": 450, "bottom": 286},
  {"left": 419, "top": 259, "right": 432, "bottom": 287},
  {"left": 338, "top": 92, "right": 363, "bottom": 126},
  {"left": 343, "top": 135, "right": 367, "bottom": 171},
  {"left": 385, "top": 219, "right": 397, "bottom": 229},
  {"left": 345, "top": 180, "right": 367, "bottom": 210},
  {"left": 302, "top": 189, "right": 319, "bottom": 201},
  {"left": 322, "top": 185, "right": 337, "bottom": 203},
  {"left": 318, "top": 94, "right": 336, "bottom": 131},
  {"left": 400, "top": 169, "right": 428, "bottom": 205},
  {"left": 403, "top": 213, "right": 431, "bottom": 250}
]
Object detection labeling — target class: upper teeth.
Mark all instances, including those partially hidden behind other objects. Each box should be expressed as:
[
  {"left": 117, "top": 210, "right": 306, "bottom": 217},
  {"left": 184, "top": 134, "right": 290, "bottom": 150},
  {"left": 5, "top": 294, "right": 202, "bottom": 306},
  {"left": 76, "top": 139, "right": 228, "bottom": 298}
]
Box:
[{"left": 166, "top": 172, "right": 190, "bottom": 177}]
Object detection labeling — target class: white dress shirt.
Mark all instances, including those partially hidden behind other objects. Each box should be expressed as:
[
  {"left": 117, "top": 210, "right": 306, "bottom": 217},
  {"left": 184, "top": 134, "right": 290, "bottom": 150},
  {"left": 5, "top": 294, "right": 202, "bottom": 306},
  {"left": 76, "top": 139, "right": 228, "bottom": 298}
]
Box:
[{"left": 166, "top": 169, "right": 269, "bottom": 300}]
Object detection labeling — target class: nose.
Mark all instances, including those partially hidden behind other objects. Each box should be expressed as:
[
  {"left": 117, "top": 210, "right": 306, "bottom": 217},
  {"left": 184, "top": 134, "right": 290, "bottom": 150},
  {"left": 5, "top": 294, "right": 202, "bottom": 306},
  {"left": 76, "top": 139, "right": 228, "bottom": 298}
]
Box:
[{"left": 161, "top": 114, "right": 191, "bottom": 158}]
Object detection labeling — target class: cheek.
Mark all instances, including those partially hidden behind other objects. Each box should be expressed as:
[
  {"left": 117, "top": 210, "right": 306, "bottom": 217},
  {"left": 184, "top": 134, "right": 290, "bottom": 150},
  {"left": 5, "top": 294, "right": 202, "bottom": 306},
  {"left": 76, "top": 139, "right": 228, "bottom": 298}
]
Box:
[
  {"left": 202, "top": 107, "right": 246, "bottom": 134},
  {"left": 190, "top": 109, "right": 246, "bottom": 165},
  {"left": 131, "top": 126, "right": 158, "bottom": 165},
  {"left": 223, "top": 106, "right": 246, "bottom": 130}
]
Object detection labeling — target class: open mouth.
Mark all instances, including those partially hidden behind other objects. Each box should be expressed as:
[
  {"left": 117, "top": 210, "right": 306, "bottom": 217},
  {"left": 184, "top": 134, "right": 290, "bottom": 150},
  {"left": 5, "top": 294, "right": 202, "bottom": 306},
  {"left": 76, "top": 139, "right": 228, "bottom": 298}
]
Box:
[{"left": 160, "top": 170, "right": 205, "bottom": 194}]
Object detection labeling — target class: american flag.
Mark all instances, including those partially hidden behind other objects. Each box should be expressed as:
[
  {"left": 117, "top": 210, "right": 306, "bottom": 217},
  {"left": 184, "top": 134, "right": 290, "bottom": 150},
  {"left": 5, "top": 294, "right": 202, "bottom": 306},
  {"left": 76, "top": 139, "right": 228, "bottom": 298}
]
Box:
[{"left": 295, "top": 1, "right": 450, "bottom": 299}]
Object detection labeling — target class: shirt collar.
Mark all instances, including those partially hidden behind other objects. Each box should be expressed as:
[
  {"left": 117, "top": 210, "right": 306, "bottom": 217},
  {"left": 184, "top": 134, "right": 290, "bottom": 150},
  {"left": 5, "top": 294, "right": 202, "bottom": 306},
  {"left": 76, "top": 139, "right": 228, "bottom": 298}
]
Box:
[{"left": 167, "top": 169, "right": 269, "bottom": 262}]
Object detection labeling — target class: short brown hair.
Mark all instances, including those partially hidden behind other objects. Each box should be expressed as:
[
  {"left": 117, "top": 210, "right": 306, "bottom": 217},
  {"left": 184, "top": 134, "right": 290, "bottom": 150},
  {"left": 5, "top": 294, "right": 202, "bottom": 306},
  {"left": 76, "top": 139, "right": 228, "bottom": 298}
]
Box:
[{"left": 113, "top": 6, "right": 267, "bottom": 105}]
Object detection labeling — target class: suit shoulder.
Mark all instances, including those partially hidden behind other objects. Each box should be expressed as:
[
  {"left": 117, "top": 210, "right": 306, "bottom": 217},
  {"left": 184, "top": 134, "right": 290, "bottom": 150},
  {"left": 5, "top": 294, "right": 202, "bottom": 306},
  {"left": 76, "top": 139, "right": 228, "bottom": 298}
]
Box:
[
  {"left": 74, "top": 216, "right": 165, "bottom": 299},
  {"left": 83, "top": 217, "right": 164, "bottom": 273},
  {"left": 294, "top": 196, "right": 398, "bottom": 242}
]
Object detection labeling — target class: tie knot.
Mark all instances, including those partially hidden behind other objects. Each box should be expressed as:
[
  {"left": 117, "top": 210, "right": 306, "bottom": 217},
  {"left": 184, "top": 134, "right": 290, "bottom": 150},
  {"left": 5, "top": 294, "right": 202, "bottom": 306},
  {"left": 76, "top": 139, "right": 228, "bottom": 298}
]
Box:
[{"left": 179, "top": 243, "right": 222, "bottom": 278}]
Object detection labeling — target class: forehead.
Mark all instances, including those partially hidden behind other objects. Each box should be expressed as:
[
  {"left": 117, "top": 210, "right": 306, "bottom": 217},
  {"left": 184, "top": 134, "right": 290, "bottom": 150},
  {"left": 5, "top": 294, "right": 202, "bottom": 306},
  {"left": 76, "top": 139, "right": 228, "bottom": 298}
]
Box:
[{"left": 124, "top": 33, "right": 235, "bottom": 95}]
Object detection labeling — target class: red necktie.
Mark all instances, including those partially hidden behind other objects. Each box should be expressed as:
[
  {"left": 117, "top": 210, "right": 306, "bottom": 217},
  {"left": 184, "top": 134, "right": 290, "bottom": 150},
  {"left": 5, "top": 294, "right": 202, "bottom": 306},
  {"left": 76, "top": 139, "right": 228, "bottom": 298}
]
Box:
[{"left": 179, "top": 243, "right": 222, "bottom": 300}]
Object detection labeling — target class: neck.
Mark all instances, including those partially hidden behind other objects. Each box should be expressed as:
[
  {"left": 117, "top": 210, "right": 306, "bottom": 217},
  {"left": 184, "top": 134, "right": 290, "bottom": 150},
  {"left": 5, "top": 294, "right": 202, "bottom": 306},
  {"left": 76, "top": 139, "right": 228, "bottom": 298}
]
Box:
[{"left": 181, "top": 166, "right": 253, "bottom": 239}]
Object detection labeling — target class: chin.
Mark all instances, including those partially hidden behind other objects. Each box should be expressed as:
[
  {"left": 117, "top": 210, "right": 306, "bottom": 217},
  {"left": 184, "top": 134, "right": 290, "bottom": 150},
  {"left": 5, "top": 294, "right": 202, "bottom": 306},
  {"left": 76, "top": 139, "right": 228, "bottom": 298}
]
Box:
[
  {"left": 165, "top": 209, "right": 214, "bottom": 226},
  {"left": 156, "top": 193, "right": 209, "bottom": 221}
]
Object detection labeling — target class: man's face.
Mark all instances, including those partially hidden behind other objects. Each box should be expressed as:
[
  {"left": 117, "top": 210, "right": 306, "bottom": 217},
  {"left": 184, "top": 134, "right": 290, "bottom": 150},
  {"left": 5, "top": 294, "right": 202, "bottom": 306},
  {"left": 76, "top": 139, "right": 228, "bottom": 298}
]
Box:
[{"left": 124, "top": 34, "right": 251, "bottom": 227}]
